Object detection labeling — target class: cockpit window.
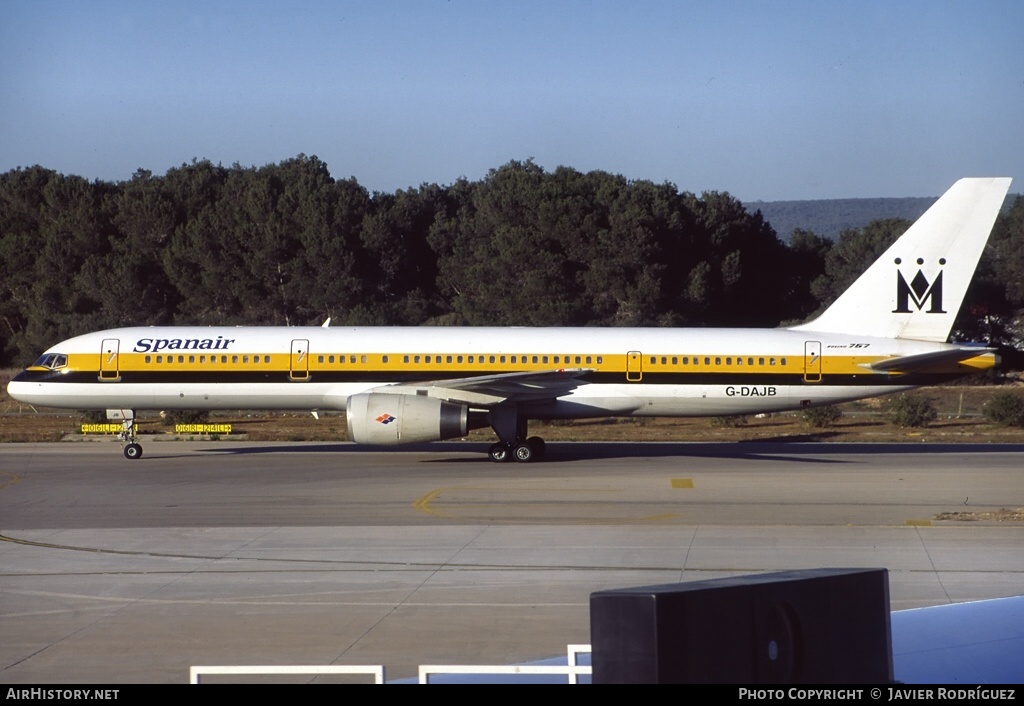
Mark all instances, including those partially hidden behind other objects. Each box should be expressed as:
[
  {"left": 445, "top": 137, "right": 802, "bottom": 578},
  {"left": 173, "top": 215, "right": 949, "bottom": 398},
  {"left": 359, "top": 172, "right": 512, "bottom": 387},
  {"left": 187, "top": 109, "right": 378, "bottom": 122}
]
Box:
[{"left": 32, "top": 353, "right": 68, "bottom": 369}]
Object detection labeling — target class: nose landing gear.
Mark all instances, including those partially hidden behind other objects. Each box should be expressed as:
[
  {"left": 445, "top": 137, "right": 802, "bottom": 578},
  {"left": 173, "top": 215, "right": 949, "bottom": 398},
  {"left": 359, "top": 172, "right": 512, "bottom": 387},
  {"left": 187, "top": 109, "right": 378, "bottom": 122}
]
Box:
[{"left": 118, "top": 415, "right": 143, "bottom": 459}]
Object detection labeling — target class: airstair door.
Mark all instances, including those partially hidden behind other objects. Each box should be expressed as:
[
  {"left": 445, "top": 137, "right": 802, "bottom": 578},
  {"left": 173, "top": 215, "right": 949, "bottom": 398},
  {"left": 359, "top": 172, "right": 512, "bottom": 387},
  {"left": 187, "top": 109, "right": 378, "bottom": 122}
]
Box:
[{"left": 100, "top": 339, "right": 120, "bottom": 380}]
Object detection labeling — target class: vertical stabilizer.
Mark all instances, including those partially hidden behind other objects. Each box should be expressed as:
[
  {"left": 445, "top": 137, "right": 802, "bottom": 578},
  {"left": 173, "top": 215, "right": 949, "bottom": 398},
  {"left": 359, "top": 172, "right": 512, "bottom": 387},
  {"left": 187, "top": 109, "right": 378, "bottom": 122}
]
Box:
[{"left": 791, "top": 177, "right": 1012, "bottom": 342}]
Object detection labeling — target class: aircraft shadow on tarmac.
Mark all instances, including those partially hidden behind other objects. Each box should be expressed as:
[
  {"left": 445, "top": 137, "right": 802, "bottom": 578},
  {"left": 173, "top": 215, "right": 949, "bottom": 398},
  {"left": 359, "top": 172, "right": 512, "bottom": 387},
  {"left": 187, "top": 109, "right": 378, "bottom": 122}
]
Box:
[{"left": 188, "top": 440, "right": 1024, "bottom": 464}]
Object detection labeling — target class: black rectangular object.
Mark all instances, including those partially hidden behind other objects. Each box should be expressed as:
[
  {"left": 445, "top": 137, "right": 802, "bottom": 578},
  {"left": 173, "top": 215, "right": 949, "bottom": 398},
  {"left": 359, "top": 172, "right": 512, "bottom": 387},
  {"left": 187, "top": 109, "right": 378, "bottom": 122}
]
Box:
[{"left": 590, "top": 568, "right": 892, "bottom": 684}]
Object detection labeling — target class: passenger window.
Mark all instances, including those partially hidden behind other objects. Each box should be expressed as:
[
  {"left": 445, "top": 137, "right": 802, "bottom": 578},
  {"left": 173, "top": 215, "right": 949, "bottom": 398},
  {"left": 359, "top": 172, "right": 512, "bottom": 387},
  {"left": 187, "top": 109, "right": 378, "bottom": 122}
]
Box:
[
  {"left": 704, "top": 357, "right": 710, "bottom": 365},
  {"left": 758, "top": 357, "right": 765, "bottom": 366},
  {"left": 231, "top": 355, "right": 238, "bottom": 364},
  {"left": 243, "top": 355, "right": 249, "bottom": 364},
  {"left": 770, "top": 358, "right": 776, "bottom": 366},
  {"left": 726, "top": 357, "right": 732, "bottom": 365},
  {"left": 585, "top": 356, "right": 592, "bottom": 364},
  {"left": 489, "top": 355, "right": 495, "bottom": 363},
  {"left": 596, "top": 356, "right": 603, "bottom": 364},
  {"left": 781, "top": 357, "right": 787, "bottom": 365}
]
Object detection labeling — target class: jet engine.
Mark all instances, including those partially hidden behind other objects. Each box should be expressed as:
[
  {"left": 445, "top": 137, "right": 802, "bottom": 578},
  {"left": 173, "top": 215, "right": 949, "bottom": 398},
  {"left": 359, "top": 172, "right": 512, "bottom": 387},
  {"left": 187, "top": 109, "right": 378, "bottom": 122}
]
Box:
[{"left": 346, "top": 392, "right": 468, "bottom": 445}]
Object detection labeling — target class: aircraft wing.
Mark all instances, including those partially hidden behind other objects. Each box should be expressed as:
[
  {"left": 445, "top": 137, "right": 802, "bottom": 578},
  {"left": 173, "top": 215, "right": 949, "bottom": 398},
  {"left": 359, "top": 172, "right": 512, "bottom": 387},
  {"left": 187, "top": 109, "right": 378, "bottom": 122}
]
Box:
[
  {"left": 366, "top": 368, "right": 592, "bottom": 407},
  {"left": 863, "top": 347, "right": 997, "bottom": 374},
  {"left": 892, "top": 595, "right": 1024, "bottom": 684}
]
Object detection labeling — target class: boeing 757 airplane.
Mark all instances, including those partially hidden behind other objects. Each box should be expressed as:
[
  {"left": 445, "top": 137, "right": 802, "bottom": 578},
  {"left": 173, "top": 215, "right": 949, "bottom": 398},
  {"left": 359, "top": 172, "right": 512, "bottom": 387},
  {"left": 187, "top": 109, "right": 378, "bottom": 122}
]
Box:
[{"left": 7, "top": 177, "right": 1012, "bottom": 462}]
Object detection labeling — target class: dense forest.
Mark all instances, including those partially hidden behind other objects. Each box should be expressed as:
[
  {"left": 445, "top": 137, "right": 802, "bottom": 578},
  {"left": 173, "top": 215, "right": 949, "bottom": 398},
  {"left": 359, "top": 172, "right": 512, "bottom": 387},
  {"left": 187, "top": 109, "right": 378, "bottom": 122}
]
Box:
[{"left": 2, "top": 155, "right": 1022, "bottom": 369}]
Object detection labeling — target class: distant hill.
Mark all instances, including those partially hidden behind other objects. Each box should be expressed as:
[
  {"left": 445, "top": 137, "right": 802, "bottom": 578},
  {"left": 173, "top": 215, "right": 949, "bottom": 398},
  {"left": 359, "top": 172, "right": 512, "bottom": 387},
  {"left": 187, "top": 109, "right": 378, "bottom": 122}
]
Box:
[
  {"left": 747, "top": 193, "right": 1020, "bottom": 242},
  {"left": 744, "top": 197, "right": 936, "bottom": 242}
]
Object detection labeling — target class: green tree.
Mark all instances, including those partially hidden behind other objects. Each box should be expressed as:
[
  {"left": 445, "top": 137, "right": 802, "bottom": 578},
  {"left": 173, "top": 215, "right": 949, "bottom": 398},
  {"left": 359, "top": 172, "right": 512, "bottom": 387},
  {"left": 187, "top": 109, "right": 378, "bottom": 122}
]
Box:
[
  {"left": 78, "top": 168, "right": 180, "bottom": 329},
  {"left": 677, "top": 191, "right": 794, "bottom": 326},
  {"left": 361, "top": 184, "right": 450, "bottom": 324},
  {"left": 809, "top": 218, "right": 910, "bottom": 314},
  {"left": 20, "top": 172, "right": 113, "bottom": 358},
  {"left": 782, "top": 228, "right": 831, "bottom": 323},
  {"left": 0, "top": 166, "right": 57, "bottom": 364},
  {"left": 432, "top": 160, "right": 590, "bottom": 325}
]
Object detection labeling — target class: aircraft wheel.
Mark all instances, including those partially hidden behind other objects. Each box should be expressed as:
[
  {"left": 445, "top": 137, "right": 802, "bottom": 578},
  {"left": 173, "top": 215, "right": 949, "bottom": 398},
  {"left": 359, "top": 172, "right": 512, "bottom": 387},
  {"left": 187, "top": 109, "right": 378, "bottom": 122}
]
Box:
[
  {"left": 488, "top": 442, "right": 512, "bottom": 463},
  {"left": 526, "top": 436, "right": 546, "bottom": 459},
  {"left": 123, "top": 443, "right": 143, "bottom": 460},
  {"left": 513, "top": 441, "right": 534, "bottom": 463}
]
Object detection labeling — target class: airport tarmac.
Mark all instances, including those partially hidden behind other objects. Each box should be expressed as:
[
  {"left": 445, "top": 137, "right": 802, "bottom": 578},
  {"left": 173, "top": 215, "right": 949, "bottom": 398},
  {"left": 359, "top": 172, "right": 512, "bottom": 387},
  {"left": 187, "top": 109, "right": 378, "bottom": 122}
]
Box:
[{"left": 1, "top": 440, "right": 1022, "bottom": 683}]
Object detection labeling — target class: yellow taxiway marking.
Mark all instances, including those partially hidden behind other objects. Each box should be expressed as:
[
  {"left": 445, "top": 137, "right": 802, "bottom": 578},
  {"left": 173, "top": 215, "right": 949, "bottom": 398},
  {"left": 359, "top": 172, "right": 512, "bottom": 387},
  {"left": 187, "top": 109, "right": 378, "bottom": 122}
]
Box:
[
  {"left": 670, "top": 478, "right": 694, "bottom": 489},
  {"left": 905, "top": 519, "right": 932, "bottom": 526}
]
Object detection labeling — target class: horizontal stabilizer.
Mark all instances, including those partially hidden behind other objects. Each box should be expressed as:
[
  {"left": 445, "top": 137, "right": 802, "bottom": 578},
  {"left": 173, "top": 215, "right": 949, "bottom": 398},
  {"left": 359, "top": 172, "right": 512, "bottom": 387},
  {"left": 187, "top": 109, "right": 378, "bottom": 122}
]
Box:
[{"left": 863, "top": 348, "right": 996, "bottom": 373}]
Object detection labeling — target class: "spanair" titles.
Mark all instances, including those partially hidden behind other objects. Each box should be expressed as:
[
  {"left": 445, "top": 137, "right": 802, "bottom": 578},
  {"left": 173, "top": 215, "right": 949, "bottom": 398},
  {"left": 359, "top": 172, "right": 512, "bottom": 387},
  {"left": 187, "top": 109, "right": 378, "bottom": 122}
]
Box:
[{"left": 133, "top": 337, "right": 236, "bottom": 353}]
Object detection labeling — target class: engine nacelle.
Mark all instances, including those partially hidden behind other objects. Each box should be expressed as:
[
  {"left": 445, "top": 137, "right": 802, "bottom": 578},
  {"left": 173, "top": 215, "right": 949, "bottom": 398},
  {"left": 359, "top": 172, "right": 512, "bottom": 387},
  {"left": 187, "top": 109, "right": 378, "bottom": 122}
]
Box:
[{"left": 346, "top": 392, "right": 468, "bottom": 445}]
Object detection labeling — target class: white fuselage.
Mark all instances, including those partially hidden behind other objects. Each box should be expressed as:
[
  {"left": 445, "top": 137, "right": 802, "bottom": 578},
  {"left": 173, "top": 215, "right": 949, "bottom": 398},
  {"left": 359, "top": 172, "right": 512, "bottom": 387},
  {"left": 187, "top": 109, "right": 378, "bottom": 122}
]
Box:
[{"left": 8, "top": 325, "right": 981, "bottom": 418}]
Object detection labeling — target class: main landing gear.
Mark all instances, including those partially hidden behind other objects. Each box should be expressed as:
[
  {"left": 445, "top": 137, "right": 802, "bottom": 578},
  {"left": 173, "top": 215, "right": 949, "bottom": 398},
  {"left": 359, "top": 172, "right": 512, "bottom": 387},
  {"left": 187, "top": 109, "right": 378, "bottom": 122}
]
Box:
[
  {"left": 118, "top": 415, "right": 143, "bottom": 459},
  {"left": 486, "top": 406, "right": 546, "bottom": 463},
  {"left": 488, "top": 436, "right": 546, "bottom": 463}
]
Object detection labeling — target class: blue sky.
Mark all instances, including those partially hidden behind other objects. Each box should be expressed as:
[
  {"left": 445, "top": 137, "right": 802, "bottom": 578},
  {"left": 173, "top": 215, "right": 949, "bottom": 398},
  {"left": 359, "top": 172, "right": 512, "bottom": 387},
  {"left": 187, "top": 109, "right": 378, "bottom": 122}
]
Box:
[{"left": 2, "top": 0, "right": 1021, "bottom": 200}]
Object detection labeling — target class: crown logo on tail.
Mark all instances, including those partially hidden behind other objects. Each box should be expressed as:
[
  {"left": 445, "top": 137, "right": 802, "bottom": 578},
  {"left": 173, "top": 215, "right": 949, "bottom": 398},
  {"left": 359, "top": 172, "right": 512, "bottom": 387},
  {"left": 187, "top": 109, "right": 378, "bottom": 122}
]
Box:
[{"left": 892, "top": 257, "right": 946, "bottom": 314}]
